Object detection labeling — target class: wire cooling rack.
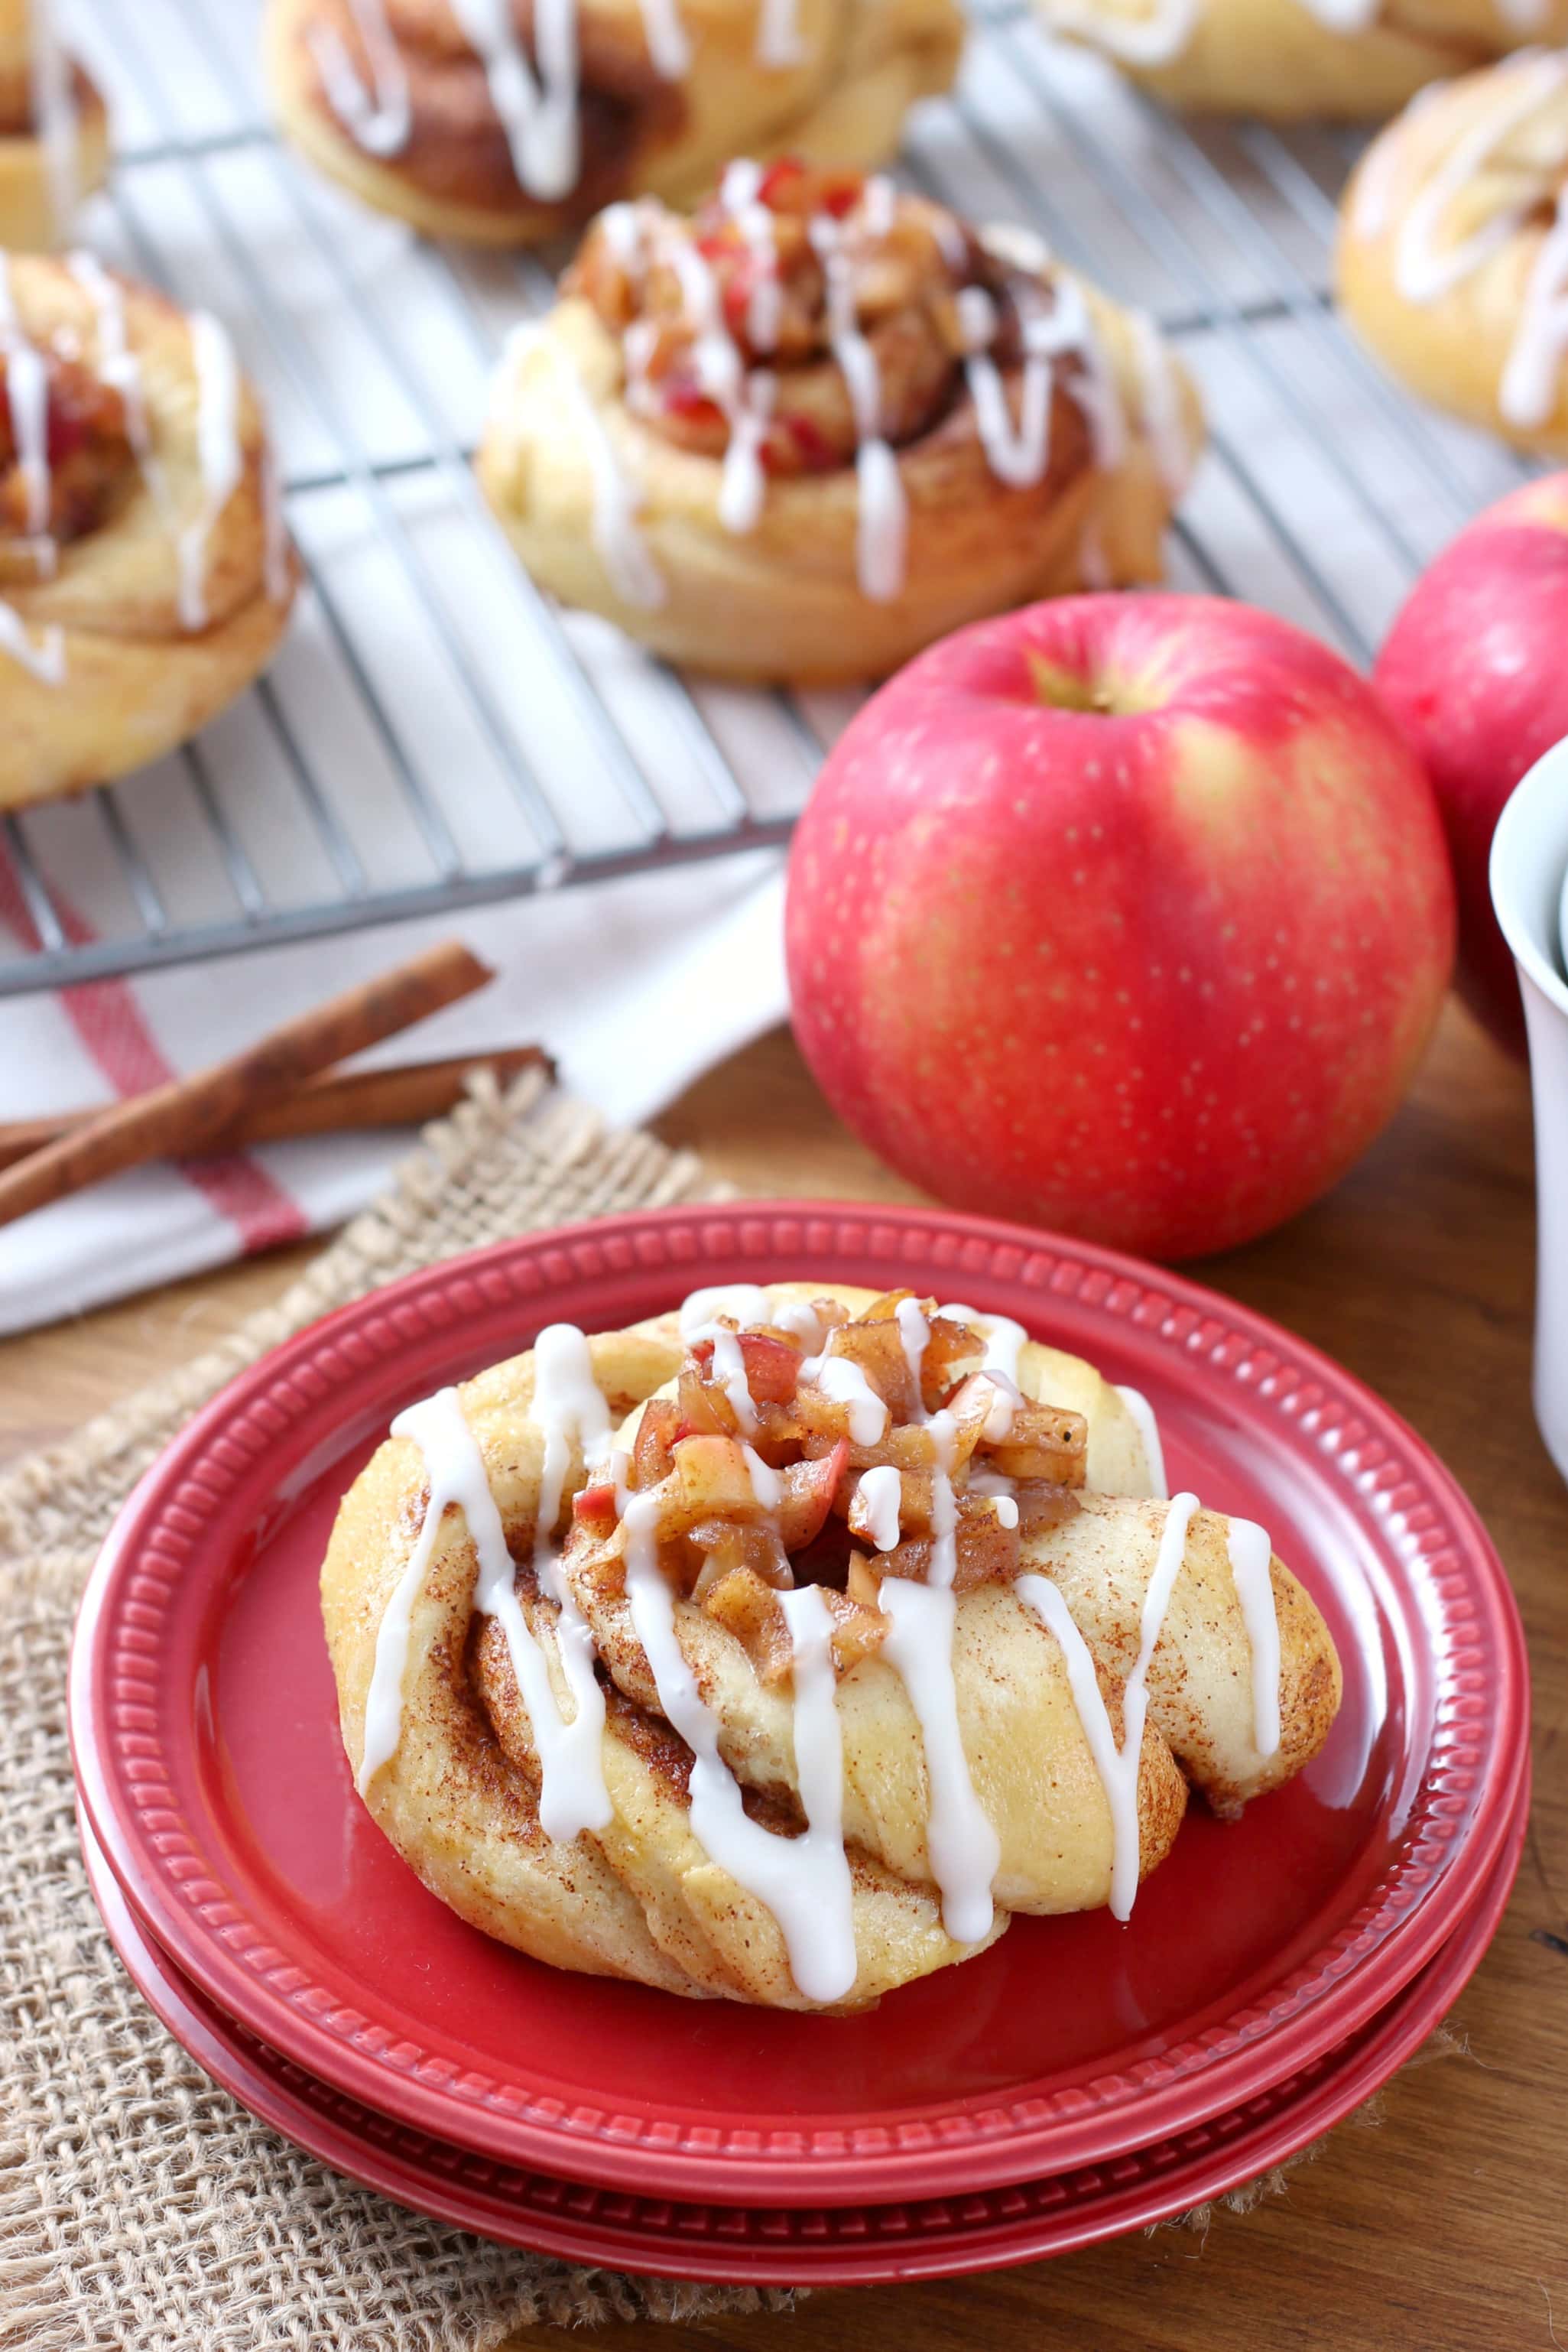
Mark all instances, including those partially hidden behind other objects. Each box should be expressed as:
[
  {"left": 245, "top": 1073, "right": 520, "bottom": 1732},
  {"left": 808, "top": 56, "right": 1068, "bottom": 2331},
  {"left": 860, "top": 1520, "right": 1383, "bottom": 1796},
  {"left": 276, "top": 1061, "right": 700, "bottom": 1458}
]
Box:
[{"left": 0, "top": 0, "right": 1539, "bottom": 998}]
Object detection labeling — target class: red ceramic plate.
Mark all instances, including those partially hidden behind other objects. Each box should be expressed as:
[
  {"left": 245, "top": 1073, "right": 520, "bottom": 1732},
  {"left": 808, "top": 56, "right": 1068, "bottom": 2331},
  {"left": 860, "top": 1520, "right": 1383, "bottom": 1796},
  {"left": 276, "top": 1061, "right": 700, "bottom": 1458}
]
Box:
[
  {"left": 70, "top": 1204, "right": 1530, "bottom": 2207},
  {"left": 80, "top": 1788, "right": 1527, "bottom": 2284}
]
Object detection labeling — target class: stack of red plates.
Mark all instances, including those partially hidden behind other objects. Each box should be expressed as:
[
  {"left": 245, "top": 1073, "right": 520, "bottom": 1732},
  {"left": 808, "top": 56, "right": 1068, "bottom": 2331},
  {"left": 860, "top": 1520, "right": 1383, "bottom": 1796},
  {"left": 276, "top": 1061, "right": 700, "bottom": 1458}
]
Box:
[{"left": 70, "top": 1205, "right": 1531, "bottom": 2286}]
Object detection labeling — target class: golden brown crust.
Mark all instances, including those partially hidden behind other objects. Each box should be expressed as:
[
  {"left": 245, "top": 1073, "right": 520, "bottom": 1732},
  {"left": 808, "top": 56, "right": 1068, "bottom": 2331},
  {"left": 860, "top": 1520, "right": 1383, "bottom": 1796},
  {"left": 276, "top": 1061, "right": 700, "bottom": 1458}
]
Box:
[
  {"left": 1032, "top": 0, "right": 1568, "bottom": 122},
  {"left": 320, "top": 1285, "right": 1341, "bottom": 2010},
  {"left": 0, "top": 256, "right": 297, "bottom": 813},
  {"left": 265, "top": 0, "right": 964, "bottom": 245},
  {"left": 0, "top": 57, "right": 109, "bottom": 249},
  {"left": 1336, "top": 57, "right": 1568, "bottom": 456},
  {"left": 476, "top": 183, "right": 1203, "bottom": 686}
]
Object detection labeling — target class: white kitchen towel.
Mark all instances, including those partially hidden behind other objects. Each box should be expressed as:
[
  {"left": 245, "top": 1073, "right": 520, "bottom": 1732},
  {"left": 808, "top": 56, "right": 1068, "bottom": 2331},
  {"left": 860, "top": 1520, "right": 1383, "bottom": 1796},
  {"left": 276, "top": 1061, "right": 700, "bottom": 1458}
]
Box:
[{"left": 0, "top": 849, "right": 787, "bottom": 1337}]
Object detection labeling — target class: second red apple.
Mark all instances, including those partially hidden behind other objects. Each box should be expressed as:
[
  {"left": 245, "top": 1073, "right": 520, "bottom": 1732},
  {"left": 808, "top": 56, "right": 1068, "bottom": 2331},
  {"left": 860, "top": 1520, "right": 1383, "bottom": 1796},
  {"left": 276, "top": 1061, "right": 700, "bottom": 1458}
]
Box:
[{"left": 1375, "top": 473, "right": 1568, "bottom": 1057}]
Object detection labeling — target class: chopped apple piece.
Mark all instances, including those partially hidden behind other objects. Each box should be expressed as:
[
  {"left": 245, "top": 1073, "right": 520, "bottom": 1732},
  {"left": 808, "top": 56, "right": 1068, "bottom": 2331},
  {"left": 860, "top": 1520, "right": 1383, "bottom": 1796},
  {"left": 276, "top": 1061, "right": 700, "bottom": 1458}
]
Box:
[
  {"left": 985, "top": 1401, "right": 1089, "bottom": 1486},
  {"left": 631, "top": 1398, "right": 682, "bottom": 1490},
  {"left": 701, "top": 1565, "right": 794, "bottom": 1683},
  {"left": 667, "top": 1434, "right": 773, "bottom": 1527}
]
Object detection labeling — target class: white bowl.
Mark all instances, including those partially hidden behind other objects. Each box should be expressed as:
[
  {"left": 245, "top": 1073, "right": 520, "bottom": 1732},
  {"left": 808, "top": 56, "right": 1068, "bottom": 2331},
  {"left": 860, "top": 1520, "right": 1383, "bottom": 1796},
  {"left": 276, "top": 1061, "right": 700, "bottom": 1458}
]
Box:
[{"left": 1491, "top": 735, "right": 1568, "bottom": 1484}]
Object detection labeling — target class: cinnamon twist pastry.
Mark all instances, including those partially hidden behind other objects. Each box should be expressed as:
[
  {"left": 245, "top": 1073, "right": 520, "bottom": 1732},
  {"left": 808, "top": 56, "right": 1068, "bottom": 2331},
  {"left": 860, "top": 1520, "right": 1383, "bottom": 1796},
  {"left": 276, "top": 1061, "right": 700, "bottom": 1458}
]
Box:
[
  {"left": 476, "top": 165, "right": 1203, "bottom": 684},
  {"left": 1337, "top": 50, "right": 1568, "bottom": 455},
  {"left": 263, "top": 0, "right": 963, "bottom": 245},
  {"left": 1034, "top": 0, "right": 1568, "bottom": 122},
  {"left": 1, "top": 254, "right": 297, "bottom": 812},
  {"left": 323, "top": 1283, "right": 1341, "bottom": 2011},
  {"left": 0, "top": 0, "right": 108, "bottom": 250}
]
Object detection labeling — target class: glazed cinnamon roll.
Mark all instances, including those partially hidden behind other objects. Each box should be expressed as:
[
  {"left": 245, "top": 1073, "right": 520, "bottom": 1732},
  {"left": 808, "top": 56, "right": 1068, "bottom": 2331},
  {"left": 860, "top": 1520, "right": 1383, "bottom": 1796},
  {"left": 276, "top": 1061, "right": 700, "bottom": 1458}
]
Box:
[
  {"left": 322, "top": 1283, "right": 1341, "bottom": 2010},
  {"left": 1, "top": 254, "right": 297, "bottom": 813},
  {"left": 475, "top": 165, "right": 1203, "bottom": 684},
  {"left": 1034, "top": 0, "right": 1568, "bottom": 122},
  {"left": 0, "top": 0, "right": 109, "bottom": 249},
  {"left": 262, "top": 0, "right": 963, "bottom": 245},
  {"left": 1337, "top": 51, "right": 1568, "bottom": 454}
]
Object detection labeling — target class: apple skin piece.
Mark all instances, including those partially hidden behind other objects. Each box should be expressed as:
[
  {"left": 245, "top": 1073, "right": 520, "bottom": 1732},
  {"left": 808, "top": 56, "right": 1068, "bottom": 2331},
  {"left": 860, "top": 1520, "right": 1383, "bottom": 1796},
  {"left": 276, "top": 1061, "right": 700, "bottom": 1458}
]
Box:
[
  {"left": 1375, "top": 474, "right": 1568, "bottom": 1060},
  {"left": 784, "top": 593, "right": 1456, "bottom": 1263}
]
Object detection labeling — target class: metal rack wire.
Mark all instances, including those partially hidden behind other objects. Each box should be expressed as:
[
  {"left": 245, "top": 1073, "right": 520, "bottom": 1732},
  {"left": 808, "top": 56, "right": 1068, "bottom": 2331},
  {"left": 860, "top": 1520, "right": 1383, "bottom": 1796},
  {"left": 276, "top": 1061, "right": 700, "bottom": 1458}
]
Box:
[{"left": 0, "top": 0, "right": 1537, "bottom": 997}]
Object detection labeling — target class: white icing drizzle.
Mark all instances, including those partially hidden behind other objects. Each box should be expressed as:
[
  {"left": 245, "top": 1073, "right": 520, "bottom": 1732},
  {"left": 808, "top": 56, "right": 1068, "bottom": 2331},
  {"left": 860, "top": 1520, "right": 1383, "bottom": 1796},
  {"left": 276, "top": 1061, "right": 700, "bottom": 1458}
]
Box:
[
  {"left": 307, "top": 0, "right": 414, "bottom": 158},
  {"left": 872, "top": 1401, "right": 994, "bottom": 1943},
  {"left": 1114, "top": 1384, "right": 1168, "bottom": 1502},
  {"left": 721, "top": 161, "right": 784, "bottom": 352},
  {"left": 1225, "top": 1516, "right": 1282, "bottom": 1760},
  {"left": 740, "top": 1442, "right": 781, "bottom": 1507},
  {"left": 449, "top": 0, "right": 581, "bottom": 204},
  {"left": 1501, "top": 187, "right": 1568, "bottom": 428},
  {"left": 638, "top": 0, "right": 692, "bottom": 77},
  {"left": 940, "top": 1302, "right": 1027, "bottom": 1440},
  {"left": 801, "top": 1352, "right": 889, "bottom": 1445},
  {"left": 360, "top": 1386, "right": 612, "bottom": 1839},
  {"left": 0, "top": 600, "right": 65, "bottom": 684},
  {"left": 687, "top": 1321, "right": 759, "bottom": 1433},
  {"left": 992, "top": 1493, "right": 1020, "bottom": 1530},
  {"left": 1347, "top": 79, "right": 1450, "bottom": 242},
  {"left": 677, "top": 1284, "right": 824, "bottom": 1350},
  {"left": 529, "top": 1321, "right": 612, "bottom": 1574},
  {"left": 1017, "top": 1489, "right": 1200, "bottom": 1921},
  {"left": 755, "top": 0, "right": 805, "bottom": 67},
  {"left": 66, "top": 252, "right": 151, "bottom": 466},
  {"left": 28, "top": 0, "right": 80, "bottom": 239},
  {"left": 1389, "top": 54, "right": 1568, "bottom": 303},
  {"left": 680, "top": 1282, "right": 774, "bottom": 1337},
  {"left": 812, "top": 213, "right": 907, "bottom": 603},
  {"left": 878, "top": 1574, "right": 999, "bottom": 1944},
  {"left": 1040, "top": 0, "right": 1195, "bottom": 66},
  {"left": 940, "top": 1303, "right": 1027, "bottom": 1391},
  {"left": 503, "top": 323, "right": 664, "bottom": 608},
  {"left": 177, "top": 312, "right": 244, "bottom": 632},
  {"left": 600, "top": 198, "right": 652, "bottom": 278},
  {"left": 862, "top": 174, "right": 897, "bottom": 237},
  {"left": 894, "top": 1297, "right": 930, "bottom": 1418},
  {"left": 616, "top": 1453, "right": 858, "bottom": 2002},
  {"left": 1042, "top": 0, "right": 1419, "bottom": 67},
  {"left": 857, "top": 1463, "right": 903, "bottom": 1551},
  {"left": 661, "top": 228, "right": 778, "bottom": 540},
  {"left": 0, "top": 255, "right": 57, "bottom": 575}
]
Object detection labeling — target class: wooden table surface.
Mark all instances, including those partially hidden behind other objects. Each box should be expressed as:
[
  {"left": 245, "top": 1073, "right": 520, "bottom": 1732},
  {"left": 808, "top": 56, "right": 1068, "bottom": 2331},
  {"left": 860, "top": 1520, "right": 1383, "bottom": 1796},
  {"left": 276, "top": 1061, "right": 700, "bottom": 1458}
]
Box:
[{"left": 3, "top": 1009, "right": 1563, "bottom": 2352}]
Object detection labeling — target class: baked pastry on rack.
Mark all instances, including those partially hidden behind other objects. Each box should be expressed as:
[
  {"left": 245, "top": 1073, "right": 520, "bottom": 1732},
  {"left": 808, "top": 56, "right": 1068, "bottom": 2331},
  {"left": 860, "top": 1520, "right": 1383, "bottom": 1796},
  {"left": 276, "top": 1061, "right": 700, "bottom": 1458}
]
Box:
[
  {"left": 1032, "top": 0, "right": 1568, "bottom": 122},
  {"left": 1336, "top": 50, "right": 1568, "bottom": 456},
  {"left": 475, "top": 164, "right": 1203, "bottom": 683},
  {"left": 323, "top": 1282, "right": 1342, "bottom": 2010},
  {"left": 0, "top": 0, "right": 109, "bottom": 249},
  {"left": 1, "top": 253, "right": 297, "bottom": 813},
  {"left": 262, "top": 0, "right": 963, "bottom": 245}
]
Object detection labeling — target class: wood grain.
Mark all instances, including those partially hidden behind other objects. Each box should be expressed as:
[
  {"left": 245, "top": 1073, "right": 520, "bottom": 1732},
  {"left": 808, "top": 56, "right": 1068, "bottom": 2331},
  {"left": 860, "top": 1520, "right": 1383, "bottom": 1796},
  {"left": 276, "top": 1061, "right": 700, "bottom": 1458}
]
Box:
[{"left": 2, "top": 1004, "right": 1562, "bottom": 2352}]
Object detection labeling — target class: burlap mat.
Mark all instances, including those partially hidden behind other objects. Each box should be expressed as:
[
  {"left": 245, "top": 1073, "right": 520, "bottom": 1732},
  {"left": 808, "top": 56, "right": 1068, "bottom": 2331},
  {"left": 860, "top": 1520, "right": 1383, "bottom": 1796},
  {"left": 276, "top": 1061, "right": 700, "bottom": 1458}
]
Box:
[
  {"left": 0, "top": 1067, "right": 1407, "bottom": 2348},
  {"left": 0, "top": 1068, "right": 798, "bottom": 2350}
]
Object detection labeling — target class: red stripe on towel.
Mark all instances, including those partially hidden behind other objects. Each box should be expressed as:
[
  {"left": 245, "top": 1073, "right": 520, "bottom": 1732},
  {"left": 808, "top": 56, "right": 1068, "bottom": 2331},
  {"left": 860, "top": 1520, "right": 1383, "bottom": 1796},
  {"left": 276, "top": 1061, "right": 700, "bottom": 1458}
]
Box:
[{"left": 0, "top": 851, "right": 310, "bottom": 1255}]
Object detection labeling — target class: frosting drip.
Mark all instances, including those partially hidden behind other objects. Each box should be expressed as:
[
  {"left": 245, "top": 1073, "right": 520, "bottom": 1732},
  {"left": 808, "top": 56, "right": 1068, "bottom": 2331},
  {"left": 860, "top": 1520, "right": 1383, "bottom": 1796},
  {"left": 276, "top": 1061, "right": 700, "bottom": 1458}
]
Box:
[{"left": 362, "top": 1385, "right": 613, "bottom": 1838}]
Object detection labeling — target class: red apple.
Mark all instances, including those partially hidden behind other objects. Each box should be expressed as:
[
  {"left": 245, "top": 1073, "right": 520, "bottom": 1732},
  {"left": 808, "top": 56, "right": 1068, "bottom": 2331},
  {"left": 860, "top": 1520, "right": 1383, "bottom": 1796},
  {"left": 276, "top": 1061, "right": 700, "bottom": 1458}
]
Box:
[
  {"left": 1375, "top": 473, "right": 1568, "bottom": 1058},
  {"left": 785, "top": 594, "right": 1455, "bottom": 1262}
]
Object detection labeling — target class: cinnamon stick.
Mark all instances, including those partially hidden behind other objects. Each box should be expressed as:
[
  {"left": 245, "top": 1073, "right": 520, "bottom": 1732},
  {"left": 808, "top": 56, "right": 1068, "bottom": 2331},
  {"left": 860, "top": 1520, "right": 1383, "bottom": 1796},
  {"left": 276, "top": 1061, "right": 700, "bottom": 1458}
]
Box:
[
  {"left": 0, "top": 939, "right": 495, "bottom": 1230},
  {"left": 0, "top": 1045, "right": 551, "bottom": 1173}
]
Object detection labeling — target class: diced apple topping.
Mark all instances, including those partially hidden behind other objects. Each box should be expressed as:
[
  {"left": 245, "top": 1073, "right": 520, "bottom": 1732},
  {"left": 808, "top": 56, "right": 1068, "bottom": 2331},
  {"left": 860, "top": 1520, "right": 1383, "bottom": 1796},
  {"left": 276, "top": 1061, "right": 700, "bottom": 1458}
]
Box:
[{"left": 559, "top": 1291, "right": 1089, "bottom": 1686}]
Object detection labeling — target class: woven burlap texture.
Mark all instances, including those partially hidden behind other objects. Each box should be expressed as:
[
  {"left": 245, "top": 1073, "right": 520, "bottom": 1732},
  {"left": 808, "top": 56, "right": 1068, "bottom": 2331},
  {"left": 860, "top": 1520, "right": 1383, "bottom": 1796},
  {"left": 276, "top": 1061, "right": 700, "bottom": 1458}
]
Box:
[{"left": 0, "top": 1068, "right": 802, "bottom": 2352}]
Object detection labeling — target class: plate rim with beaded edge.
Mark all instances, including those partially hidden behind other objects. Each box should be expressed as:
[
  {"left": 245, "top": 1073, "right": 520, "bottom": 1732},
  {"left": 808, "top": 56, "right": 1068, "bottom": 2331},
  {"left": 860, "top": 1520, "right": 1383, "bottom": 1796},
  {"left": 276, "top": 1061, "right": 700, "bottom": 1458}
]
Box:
[
  {"left": 76, "top": 1789, "right": 1528, "bottom": 2284},
  {"left": 70, "top": 1203, "right": 1531, "bottom": 2207}
]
